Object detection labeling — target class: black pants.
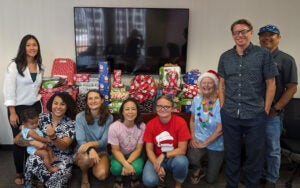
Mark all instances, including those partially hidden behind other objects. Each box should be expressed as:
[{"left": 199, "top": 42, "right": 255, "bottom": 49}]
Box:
[
  {"left": 221, "top": 110, "right": 266, "bottom": 188},
  {"left": 8, "top": 101, "right": 42, "bottom": 174}
]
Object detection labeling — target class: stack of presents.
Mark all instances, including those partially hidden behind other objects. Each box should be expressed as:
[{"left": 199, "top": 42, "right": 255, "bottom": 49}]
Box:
[{"left": 41, "top": 59, "right": 201, "bottom": 114}]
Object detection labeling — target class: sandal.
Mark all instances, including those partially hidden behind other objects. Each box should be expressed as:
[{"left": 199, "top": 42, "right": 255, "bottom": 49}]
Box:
[
  {"left": 81, "top": 182, "right": 90, "bottom": 188},
  {"left": 114, "top": 177, "right": 123, "bottom": 188},
  {"left": 190, "top": 170, "right": 205, "bottom": 185},
  {"left": 157, "top": 176, "right": 166, "bottom": 188},
  {"left": 14, "top": 173, "right": 24, "bottom": 185},
  {"left": 130, "top": 175, "right": 141, "bottom": 188}
]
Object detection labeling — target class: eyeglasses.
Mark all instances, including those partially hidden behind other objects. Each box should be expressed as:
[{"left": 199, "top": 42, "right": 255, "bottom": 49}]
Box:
[
  {"left": 232, "top": 29, "right": 251, "bottom": 36},
  {"left": 156, "top": 105, "right": 172, "bottom": 110}
]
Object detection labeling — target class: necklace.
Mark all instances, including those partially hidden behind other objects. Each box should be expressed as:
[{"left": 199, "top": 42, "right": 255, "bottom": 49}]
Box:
[{"left": 196, "top": 99, "right": 214, "bottom": 128}]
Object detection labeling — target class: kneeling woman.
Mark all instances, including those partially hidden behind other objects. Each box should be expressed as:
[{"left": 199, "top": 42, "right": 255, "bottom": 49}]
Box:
[
  {"left": 15, "top": 92, "right": 77, "bottom": 187},
  {"left": 108, "top": 98, "right": 145, "bottom": 188},
  {"left": 142, "top": 95, "right": 191, "bottom": 188},
  {"left": 74, "top": 90, "right": 113, "bottom": 188}
]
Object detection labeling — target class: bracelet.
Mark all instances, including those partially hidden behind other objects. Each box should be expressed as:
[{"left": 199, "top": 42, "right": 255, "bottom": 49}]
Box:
[
  {"left": 272, "top": 106, "right": 282, "bottom": 114},
  {"left": 86, "top": 147, "right": 95, "bottom": 154}
]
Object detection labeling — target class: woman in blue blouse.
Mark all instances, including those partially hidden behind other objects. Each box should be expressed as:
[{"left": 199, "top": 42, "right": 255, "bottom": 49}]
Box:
[
  {"left": 74, "top": 89, "right": 113, "bottom": 188},
  {"left": 188, "top": 70, "right": 224, "bottom": 184}
]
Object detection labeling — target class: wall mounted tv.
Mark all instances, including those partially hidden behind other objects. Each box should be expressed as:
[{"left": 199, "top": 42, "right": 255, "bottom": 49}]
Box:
[{"left": 74, "top": 7, "right": 189, "bottom": 74}]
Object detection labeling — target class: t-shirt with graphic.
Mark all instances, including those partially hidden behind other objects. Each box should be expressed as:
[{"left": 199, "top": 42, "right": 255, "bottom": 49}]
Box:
[{"left": 143, "top": 114, "right": 191, "bottom": 156}]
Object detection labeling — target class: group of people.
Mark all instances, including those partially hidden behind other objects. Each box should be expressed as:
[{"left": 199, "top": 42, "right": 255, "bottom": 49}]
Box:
[{"left": 3, "top": 18, "right": 298, "bottom": 188}]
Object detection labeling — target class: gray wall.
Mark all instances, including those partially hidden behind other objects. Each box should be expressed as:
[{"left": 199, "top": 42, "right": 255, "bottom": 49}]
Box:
[{"left": 1, "top": 0, "right": 299, "bottom": 144}]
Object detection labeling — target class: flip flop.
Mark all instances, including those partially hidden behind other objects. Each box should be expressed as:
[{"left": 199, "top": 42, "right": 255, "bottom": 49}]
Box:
[
  {"left": 81, "top": 182, "right": 90, "bottom": 188},
  {"left": 130, "top": 175, "right": 141, "bottom": 188},
  {"left": 190, "top": 174, "right": 201, "bottom": 184},
  {"left": 190, "top": 170, "right": 206, "bottom": 184},
  {"left": 14, "top": 174, "right": 24, "bottom": 185}
]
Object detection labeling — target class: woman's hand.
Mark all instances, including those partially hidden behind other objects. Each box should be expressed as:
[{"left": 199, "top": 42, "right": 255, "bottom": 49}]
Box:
[
  {"left": 189, "top": 138, "right": 207, "bottom": 148},
  {"left": 46, "top": 125, "right": 55, "bottom": 137},
  {"left": 158, "top": 166, "right": 166, "bottom": 180},
  {"left": 121, "top": 162, "right": 135, "bottom": 176},
  {"left": 9, "top": 113, "right": 19, "bottom": 128},
  {"left": 189, "top": 137, "right": 199, "bottom": 148},
  {"left": 78, "top": 143, "right": 92, "bottom": 153},
  {"left": 88, "top": 149, "right": 100, "bottom": 164},
  {"left": 153, "top": 154, "right": 164, "bottom": 173}
]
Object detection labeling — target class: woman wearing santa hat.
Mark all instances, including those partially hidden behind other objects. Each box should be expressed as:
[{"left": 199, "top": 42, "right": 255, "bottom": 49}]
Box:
[{"left": 187, "top": 70, "right": 224, "bottom": 184}]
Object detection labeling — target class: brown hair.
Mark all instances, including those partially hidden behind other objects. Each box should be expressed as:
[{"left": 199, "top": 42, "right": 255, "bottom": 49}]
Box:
[
  {"left": 155, "top": 95, "right": 174, "bottom": 107},
  {"left": 84, "top": 89, "right": 110, "bottom": 126},
  {"left": 230, "top": 19, "right": 253, "bottom": 33}
]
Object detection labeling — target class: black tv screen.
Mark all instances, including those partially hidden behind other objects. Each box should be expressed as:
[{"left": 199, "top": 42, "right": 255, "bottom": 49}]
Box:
[{"left": 74, "top": 7, "right": 189, "bottom": 74}]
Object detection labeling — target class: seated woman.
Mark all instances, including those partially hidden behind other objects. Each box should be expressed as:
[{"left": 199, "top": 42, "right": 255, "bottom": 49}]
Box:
[
  {"left": 108, "top": 98, "right": 146, "bottom": 188},
  {"left": 142, "top": 95, "right": 191, "bottom": 188},
  {"left": 14, "top": 92, "right": 77, "bottom": 187},
  {"left": 74, "top": 89, "right": 113, "bottom": 188},
  {"left": 187, "top": 70, "right": 224, "bottom": 184}
]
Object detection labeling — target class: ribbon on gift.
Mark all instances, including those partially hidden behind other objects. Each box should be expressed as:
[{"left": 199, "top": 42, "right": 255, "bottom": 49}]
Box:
[
  {"left": 129, "top": 75, "right": 157, "bottom": 103},
  {"left": 167, "top": 71, "right": 178, "bottom": 88},
  {"left": 183, "top": 69, "right": 201, "bottom": 85}
]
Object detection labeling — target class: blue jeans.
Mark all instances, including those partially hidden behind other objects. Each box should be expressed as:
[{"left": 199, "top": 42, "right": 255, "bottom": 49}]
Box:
[
  {"left": 142, "top": 155, "right": 189, "bottom": 187},
  {"left": 221, "top": 110, "right": 267, "bottom": 188},
  {"left": 263, "top": 116, "right": 281, "bottom": 183}
]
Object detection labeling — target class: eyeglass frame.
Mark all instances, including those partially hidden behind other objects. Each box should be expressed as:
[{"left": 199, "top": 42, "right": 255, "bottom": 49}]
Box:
[
  {"left": 156, "top": 105, "right": 173, "bottom": 110},
  {"left": 232, "top": 29, "right": 251, "bottom": 36}
]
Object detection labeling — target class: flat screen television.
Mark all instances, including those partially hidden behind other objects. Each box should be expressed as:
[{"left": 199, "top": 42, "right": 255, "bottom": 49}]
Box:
[{"left": 74, "top": 7, "right": 189, "bottom": 74}]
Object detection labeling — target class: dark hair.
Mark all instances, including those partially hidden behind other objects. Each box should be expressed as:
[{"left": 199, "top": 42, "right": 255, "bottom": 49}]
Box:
[
  {"left": 119, "top": 98, "right": 142, "bottom": 129},
  {"left": 46, "top": 92, "right": 77, "bottom": 119},
  {"left": 12, "top": 34, "right": 43, "bottom": 76},
  {"left": 20, "top": 107, "right": 39, "bottom": 123},
  {"left": 230, "top": 19, "right": 253, "bottom": 33},
  {"left": 84, "top": 89, "right": 110, "bottom": 126}
]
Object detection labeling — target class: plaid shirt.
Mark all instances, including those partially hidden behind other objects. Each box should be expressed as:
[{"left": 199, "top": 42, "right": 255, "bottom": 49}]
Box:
[{"left": 218, "top": 43, "right": 278, "bottom": 119}]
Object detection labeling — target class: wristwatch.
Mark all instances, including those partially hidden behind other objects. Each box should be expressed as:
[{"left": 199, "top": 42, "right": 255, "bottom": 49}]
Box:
[{"left": 272, "top": 106, "right": 282, "bottom": 114}]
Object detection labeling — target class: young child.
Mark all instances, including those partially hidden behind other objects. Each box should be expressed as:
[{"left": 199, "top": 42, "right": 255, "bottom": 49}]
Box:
[{"left": 20, "top": 107, "right": 59, "bottom": 173}]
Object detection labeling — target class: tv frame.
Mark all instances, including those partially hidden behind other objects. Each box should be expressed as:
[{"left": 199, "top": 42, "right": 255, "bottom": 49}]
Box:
[{"left": 74, "top": 7, "right": 189, "bottom": 75}]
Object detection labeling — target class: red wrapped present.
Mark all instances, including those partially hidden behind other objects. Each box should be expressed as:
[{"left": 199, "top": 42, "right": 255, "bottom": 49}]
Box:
[
  {"left": 51, "top": 58, "right": 76, "bottom": 86},
  {"left": 183, "top": 84, "right": 199, "bottom": 98},
  {"left": 112, "top": 69, "right": 124, "bottom": 88},
  {"left": 40, "top": 86, "right": 78, "bottom": 113},
  {"left": 73, "top": 74, "right": 90, "bottom": 82},
  {"left": 129, "top": 75, "right": 157, "bottom": 103}
]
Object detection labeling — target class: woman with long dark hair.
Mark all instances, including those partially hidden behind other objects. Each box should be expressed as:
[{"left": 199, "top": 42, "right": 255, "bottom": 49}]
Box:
[
  {"left": 3, "top": 34, "right": 43, "bottom": 185},
  {"left": 108, "top": 98, "right": 145, "bottom": 188}
]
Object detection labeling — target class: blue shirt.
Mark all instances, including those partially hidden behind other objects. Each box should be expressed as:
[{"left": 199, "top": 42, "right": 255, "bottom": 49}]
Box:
[
  {"left": 191, "top": 96, "right": 224, "bottom": 151},
  {"left": 75, "top": 111, "right": 113, "bottom": 153},
  {"left": 218, "top": 43, "right": 278, "bottom": 119}
]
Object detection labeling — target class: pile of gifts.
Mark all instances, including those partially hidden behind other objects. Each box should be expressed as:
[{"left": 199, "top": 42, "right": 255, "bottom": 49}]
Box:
[{"left": 42, "top": 59, "right": 203, "bottom": 114}]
